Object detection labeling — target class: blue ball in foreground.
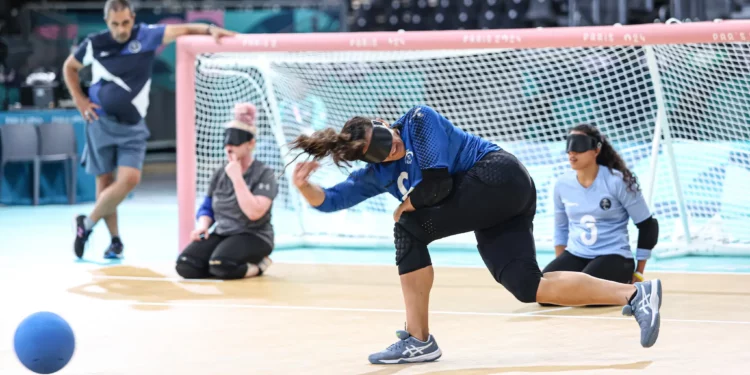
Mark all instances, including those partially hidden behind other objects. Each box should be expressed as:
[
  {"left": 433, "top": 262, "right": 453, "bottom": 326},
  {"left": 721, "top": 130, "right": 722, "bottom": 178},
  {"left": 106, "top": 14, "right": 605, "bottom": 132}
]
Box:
[{"left": 14, "top": 312, "right": 75, "bottom": 374}]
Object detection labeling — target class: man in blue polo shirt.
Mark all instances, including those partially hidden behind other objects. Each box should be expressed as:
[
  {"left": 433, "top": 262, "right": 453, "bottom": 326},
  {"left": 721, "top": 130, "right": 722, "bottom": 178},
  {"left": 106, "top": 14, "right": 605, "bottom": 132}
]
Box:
[{"left": 63, "top": 0, "right": 235, "bottom": 259}]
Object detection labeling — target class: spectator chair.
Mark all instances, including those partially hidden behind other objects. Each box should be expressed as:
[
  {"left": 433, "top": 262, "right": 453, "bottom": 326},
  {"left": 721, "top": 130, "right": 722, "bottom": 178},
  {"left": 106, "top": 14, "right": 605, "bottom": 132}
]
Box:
[
  {"left": 37, "top": 122, "right": 77, "bottom": 205},
  {"left": 0, "top": 123, "right": 41, "bottom": 205}
]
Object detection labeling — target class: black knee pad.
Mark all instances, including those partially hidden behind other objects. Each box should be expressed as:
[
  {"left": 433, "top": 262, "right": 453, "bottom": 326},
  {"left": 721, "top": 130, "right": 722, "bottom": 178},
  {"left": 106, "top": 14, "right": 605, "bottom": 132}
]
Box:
[
  {"left": 499, "top": 259, "right": 542, "bottom": 303},
  {"left": 394, "top": 223, "right": 432, "bottom": 275},
  {"left": 176, "top": 254, "right": 210, "bottom": 279},
  {"left": 208, "top": 258, "right": 248, "bottom": 280}
]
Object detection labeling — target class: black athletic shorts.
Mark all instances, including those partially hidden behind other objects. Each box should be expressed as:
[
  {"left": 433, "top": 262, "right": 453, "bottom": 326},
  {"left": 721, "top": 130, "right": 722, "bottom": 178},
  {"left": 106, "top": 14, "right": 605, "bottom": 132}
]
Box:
[
  {"left": 399, "top": 149, "right": 542, "bottom": 283},
  {"left": 178, "top": 232, "right": 273, "bottom": 279},
  {"left": 543, "top": 250, "right": 635, "bottom": 284}
]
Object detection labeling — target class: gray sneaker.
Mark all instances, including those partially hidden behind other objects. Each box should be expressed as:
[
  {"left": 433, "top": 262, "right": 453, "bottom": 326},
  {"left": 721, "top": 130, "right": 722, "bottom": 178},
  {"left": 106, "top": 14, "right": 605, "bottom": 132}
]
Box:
[
  {"left": 622, "top": 279, "right": 662, "bottom": 348},
  {"left": 368, "top": 330, "right": 442, "bottom": 365}
]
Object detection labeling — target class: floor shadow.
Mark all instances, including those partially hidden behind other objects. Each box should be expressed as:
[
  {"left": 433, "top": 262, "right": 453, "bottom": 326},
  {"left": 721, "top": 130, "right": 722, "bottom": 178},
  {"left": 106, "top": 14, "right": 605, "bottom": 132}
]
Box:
[
  {"left": 66, "top": 265, "right": 272, "bottom": 311},
  {"left": 358, "top": 360, "right": 652, "bottom": 375}
]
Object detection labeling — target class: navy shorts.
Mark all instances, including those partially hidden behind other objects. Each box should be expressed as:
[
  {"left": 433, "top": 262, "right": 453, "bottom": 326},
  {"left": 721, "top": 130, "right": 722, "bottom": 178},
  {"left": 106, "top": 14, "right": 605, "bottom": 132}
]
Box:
[{"left": 81, "top": 116, "right": 150, "bottom": 176}]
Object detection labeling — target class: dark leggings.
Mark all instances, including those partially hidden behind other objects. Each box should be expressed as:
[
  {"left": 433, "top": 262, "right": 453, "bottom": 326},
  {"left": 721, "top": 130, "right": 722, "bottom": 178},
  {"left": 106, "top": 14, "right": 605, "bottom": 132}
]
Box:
[
  {"left": 543, "top": 250, "right": 635, "bottom": 284},
  {"left": 398, "top": 150, "right": 543, "bottom": 303},
  {"left": 176, "top": 233, "right": 273, "bottom": 280}
]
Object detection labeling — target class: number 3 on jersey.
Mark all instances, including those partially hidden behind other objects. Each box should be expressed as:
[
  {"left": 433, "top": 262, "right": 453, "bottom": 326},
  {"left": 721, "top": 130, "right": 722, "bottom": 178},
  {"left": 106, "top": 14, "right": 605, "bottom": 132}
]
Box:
[{"left": 579, "top": 214, "right": 598, "bottom": 245}]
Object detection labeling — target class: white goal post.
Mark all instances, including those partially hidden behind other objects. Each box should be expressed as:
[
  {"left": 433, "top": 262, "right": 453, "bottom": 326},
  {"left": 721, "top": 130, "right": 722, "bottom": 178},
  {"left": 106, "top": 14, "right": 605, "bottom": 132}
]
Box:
[{"left": 176, "top": 20, "right": 750, "bottom": 258}]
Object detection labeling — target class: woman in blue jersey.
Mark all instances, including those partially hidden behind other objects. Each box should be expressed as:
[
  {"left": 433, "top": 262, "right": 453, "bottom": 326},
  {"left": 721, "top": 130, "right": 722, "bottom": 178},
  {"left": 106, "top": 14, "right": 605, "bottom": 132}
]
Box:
[
  {"left": 288, "top": 105, "right": 664, "bottom": 365},
  {"left": 545, "top": 124, "right": 659, "bottom": 289}
]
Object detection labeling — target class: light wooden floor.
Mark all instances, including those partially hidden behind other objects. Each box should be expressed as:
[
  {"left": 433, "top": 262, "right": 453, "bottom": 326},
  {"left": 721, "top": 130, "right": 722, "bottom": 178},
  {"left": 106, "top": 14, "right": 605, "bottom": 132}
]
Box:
[{"left": 1, "top": 262, "right": 749, "bottom": 375}]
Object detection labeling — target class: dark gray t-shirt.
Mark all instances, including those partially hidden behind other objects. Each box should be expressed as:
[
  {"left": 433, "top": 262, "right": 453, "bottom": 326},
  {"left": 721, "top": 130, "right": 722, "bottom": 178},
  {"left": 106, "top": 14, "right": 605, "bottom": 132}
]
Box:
[{"left": 208, "top": 160, "right": 279, "bottom": 248}]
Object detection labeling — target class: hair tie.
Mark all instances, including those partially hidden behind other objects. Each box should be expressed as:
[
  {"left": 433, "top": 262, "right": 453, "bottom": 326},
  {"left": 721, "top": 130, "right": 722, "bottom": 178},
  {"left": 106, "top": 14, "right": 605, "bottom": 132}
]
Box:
[{"left": 233, "top": 103, "right": 257, "bottom": 127}]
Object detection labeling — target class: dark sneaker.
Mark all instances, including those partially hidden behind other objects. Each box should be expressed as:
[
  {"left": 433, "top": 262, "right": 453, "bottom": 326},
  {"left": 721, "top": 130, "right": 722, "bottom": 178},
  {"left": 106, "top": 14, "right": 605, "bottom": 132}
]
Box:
[
  {"left": 103, "top": 238, "right": 124, "bottom": 259},
  {"left": 74, "top": 215, "right": 91, "bottom": 259}
]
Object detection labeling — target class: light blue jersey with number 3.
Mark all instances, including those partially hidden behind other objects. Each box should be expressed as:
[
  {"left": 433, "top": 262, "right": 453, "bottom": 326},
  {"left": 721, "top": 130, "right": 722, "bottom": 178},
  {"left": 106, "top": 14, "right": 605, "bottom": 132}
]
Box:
[{"left": 554, "top": 166, "right": 652, "bottom": 259}]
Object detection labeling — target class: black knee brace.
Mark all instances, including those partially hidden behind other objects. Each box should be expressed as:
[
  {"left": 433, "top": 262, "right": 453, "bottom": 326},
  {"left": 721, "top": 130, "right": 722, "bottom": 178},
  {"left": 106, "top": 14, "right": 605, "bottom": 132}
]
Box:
[
  {"left": 499, "top": 259, "right": 542, "bottom": 303},
  {"left": 176, "top": 254, "right": 210, "bottom": 279},
  {"left": 208, "top": 258, "right": 248, "bottom": 280},
  {"left": 394, "top": 223, "right": 432, "bottom": 275}
]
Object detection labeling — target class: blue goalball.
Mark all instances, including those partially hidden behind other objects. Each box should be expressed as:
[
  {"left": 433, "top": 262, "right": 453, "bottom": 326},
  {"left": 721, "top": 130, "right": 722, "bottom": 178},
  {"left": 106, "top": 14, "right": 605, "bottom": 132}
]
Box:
[{"left": 14, "top": 312, "right": 75, "bottom": 374}]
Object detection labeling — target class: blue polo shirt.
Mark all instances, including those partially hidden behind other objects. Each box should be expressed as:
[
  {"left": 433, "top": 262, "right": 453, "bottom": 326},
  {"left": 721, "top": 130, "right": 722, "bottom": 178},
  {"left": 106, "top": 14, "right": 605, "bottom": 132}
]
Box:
[{"left": 73, "top": 23, "right": 165, "bottom": 124}]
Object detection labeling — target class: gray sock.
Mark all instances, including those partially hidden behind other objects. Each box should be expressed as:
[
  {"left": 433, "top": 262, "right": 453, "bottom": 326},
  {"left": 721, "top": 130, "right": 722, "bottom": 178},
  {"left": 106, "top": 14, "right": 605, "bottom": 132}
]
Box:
[{"left": 83, "top": 217, "right": 95, "bottom": 231}]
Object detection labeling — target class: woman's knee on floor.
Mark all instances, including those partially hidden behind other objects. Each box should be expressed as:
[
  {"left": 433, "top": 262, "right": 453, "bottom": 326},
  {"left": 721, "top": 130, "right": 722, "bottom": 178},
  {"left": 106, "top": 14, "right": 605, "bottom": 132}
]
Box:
[
  {"left": 176, "top": 253, "right": 210, "bottom": 279},
  {"left": 208, "top": 257, "right": 249, "bottom": 280},
  {"left": 498, "top": 258, "right": 543, "bottom": 303}
]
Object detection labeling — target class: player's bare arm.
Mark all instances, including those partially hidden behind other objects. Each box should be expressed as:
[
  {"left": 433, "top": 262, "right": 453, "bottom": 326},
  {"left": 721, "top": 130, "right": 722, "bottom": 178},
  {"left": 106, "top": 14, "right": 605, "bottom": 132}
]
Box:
[
  {"left": 162, "top": 23, "right": 236, "bottom": 45},
  {"left": 62, "top": 55, "right": 100, "bottom": 122}
]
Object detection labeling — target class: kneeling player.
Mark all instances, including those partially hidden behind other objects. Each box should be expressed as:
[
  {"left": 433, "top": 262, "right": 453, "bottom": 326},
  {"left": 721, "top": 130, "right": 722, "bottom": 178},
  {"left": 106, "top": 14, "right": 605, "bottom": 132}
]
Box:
[
  {"left": 546, "top": 124, "right": 658, "bottom": 291},
  {"left": 176, "top": 103, "right": 277, "bottom": 280}
]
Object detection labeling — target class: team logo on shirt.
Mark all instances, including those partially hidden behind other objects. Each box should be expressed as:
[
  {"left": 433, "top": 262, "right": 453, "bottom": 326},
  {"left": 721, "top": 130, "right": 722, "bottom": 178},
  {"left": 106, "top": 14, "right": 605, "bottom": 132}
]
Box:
[
  {"left": 128, "top": 40, "right": 142, "bottom": 53},
  {"left": 600, "top": 198, "right": 612, "bottom": 211},
  {"left": 405, "top": 150, "right": 413, "bottom": 165}
]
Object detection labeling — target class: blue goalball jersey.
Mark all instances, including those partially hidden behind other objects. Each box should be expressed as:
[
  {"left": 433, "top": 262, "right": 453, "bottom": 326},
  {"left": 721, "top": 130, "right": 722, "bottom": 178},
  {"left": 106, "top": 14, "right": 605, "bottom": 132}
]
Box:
[
  {"left": 73, "top": 23, "right": 166, "bottom": 124},
  {"left": 314, "top": 105, "right": 500, "bottom": 212},
  {"left": 553, "top": 166, "right": 653, "bottom": 260}
]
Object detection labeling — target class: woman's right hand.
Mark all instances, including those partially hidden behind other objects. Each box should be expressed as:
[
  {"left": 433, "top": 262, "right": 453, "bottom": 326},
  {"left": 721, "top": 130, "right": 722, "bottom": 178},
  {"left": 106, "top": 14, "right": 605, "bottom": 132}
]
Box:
[
  {"left": 293, "top": 161, "right": 320, "bottom": 189},
  {"left": 190, "top": 226, "right": 210, "bottom": 241}
]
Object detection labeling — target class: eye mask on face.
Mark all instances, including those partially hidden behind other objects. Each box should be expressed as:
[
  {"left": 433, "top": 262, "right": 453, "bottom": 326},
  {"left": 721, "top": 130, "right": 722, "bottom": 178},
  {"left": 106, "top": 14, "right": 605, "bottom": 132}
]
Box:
[
  {"left": 566, "top": 134, "right": 600, "bottom": 153},
  {"left": 224, "top": 127, "right": 254, "bottom": 146},
  {"left": 360, "top": 120, "right": 393, "bottom": 163}
]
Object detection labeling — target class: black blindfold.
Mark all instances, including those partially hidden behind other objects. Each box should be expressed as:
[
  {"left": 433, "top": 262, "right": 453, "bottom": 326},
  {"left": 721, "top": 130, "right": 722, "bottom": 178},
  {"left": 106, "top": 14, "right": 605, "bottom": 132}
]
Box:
[
  {"left": 566, "top": 134, "right": 601, "bottom": 153},
  {"left": 224, "top": 127, "right": 254, "bottom": 146},
  {"left": 360, "top": 120, "right": 393, "bottom": 163}
]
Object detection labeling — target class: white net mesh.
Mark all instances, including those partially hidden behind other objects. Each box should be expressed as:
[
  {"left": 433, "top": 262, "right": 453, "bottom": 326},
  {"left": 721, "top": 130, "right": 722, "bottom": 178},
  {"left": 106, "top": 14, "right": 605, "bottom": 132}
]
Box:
[
  {"left": 650, "top": 42, "right": 750, "bottom": 256},
  {"left": 194, "top": 42, "right": 750, "bottom": 256}
]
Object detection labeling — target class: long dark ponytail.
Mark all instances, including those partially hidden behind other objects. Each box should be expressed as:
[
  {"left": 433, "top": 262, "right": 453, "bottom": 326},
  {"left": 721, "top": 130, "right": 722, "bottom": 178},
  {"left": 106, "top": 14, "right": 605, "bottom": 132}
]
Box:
[
  {"left": 287, "top": 116, "right": 372, "bottom": 168},
  {"left": 571, "top": 124, "right": 640, "bottom": 193}
]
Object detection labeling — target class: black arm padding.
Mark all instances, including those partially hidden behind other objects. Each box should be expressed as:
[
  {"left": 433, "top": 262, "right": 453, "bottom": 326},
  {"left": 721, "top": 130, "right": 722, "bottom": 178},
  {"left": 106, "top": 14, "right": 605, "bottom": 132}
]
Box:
[
  {"left": 410, "top": 168, "right": 453, "bottom": 209},
  {"left": 635, "top": 216, "right": 659, "bottom": 250}
]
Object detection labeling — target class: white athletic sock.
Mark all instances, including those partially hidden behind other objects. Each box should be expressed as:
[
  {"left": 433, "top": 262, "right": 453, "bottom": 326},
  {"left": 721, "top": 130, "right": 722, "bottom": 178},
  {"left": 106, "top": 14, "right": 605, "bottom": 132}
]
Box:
[
  {"left": 258, "top": 257, "right": 272, "bottom": 273},
  {"left": 83, "top": 217, "right": 95, "bottom": 231},
  {"left": 245, "top": 264, "right": 260, "bottom": 278}
]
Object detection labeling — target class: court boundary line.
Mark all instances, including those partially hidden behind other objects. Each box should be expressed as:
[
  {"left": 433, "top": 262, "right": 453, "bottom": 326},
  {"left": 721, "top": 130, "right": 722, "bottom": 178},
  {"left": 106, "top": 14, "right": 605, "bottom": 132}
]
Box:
[
  {"left": 92, "top": 300, "right": 750, "bottom": 326},
  {"left": 270, "top": 260, "right": 750, "bottom": 276},
  {"left": 521, "top": 306, "right": 573, "bottom": 315}
]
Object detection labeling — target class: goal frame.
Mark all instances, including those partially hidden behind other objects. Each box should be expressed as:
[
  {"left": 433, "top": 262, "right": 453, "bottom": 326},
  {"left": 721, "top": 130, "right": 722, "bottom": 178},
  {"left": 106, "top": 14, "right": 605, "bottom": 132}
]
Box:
[{"left": 176, "top": 20, "right": 750, "bottom": 254}]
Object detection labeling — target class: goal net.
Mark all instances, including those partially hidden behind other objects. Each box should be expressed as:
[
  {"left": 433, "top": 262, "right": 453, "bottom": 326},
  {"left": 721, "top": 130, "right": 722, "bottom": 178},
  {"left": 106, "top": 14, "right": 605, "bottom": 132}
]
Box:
[{"left": 177, "top": 20, "right": 750, "bottom": 258}]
